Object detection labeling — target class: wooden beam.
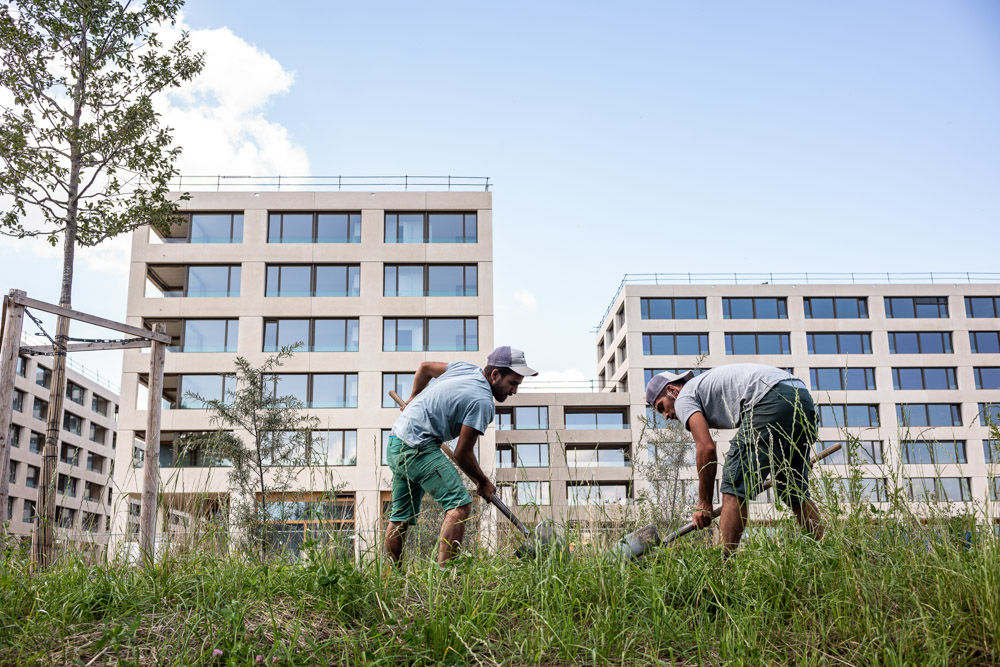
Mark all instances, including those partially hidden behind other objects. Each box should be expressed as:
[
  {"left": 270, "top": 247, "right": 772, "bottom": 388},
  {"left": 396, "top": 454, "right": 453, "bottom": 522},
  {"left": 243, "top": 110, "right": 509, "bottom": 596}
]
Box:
[
  {"left": 139, "top": 323, "right": 167, "bottom": 565},
  {"left": 20, "top": 339, "right": 152, "bottom": 355},
  {"left": 0, "top": 291, "right": 27, "bottom": 530},
  {"left": 11, "top": 294, "right": 171, "bottom": 344}
]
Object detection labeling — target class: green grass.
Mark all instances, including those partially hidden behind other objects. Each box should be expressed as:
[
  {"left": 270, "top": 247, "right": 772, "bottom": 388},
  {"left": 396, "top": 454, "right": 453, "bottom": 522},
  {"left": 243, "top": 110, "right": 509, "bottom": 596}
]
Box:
[{"left": 1, "top": 511, "right": 999, "bottom": 666}]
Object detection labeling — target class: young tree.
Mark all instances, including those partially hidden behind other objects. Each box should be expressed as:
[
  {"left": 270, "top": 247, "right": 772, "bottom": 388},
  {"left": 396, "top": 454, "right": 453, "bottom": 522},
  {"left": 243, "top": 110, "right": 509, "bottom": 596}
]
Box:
[
  {"left": 0, "top": 0, "right": 203, "bottom": 567},
  {"left": 636, "top": 412, "right": 696, "bottom": 530}
]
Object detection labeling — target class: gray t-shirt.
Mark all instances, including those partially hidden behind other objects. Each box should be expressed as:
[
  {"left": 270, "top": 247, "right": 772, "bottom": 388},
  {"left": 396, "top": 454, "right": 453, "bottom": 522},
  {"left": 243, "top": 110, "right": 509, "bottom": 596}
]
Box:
[
  {"left": 674, "top": 363, "right": 804, "bottom": 431},
  {"left": 391, "top": 362, "right": 495, "bottom": 449}
]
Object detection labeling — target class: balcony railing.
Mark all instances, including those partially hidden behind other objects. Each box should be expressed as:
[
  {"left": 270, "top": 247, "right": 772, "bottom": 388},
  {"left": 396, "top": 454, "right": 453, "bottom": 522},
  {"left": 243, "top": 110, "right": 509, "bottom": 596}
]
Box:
[{"left": 168, "top": 175, "right": 492, "bottom": 192}]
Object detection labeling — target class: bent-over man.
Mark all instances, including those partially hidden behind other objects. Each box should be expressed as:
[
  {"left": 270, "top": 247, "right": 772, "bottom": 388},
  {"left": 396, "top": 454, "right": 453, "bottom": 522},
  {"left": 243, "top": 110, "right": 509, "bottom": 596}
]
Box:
[
  {"left": 645, "top": 363, "right": 823, "bottom": 555},
  {"left": 385, "top": 346, "right": 538, "bottom": 566}
]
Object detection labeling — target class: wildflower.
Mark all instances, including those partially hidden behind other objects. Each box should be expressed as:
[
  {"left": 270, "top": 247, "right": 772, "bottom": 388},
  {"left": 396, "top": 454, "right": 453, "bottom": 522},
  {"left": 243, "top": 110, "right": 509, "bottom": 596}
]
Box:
[
  {"left": 273, "top": 659, "right": 279, "bottom": 664},
  {"left": 212, "top": 649, "right": 223, "bottom": 657},
  {"left": 255, "top": 655, "right": 264, "bottom": 664}
]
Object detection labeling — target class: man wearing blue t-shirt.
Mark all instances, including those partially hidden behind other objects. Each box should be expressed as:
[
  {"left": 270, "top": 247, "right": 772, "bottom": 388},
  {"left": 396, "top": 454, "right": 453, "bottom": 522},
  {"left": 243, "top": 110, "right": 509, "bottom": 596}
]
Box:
[{"left": 385, "top": 346, "right": 538, "bottom": 566}]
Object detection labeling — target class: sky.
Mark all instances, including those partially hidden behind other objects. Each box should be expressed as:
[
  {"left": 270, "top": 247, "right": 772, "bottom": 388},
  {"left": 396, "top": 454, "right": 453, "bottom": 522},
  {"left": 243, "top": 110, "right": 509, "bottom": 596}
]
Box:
[{"left": 2, "top": 0, "right": 999, "bottom": 391}]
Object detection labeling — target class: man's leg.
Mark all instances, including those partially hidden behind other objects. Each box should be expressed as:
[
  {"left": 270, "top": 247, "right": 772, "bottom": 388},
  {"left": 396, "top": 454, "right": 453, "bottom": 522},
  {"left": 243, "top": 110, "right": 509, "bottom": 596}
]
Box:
[
  {"left": 385, "top": 436, "right": 422, "bottom": 566},
  {"left": 789, "top": 498, "right": 824, "bottom": 540},
  {"left": 438, "top": 503, "right": 471, "bottom": 565},
  {"left": 719, "top": 493, "right": 749, "bottom": 555},
  {"left": 384, "top": 521, "right": 409, "bottom": 564}
]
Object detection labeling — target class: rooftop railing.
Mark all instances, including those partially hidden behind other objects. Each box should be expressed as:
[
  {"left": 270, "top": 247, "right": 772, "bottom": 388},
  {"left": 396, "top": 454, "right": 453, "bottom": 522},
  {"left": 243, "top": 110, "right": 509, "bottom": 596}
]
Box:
[
  {"left": 20, "top": 332, "right": 121, "bottom": 395},
  {"left": 518, "top": 379, "right": 628, "bottom": 394},
  {"left": 168, "top": 175, "right": 492, "bottom": 192},
  {"left": 596, "top": 272, "right": 1000, "bottom": 332}
]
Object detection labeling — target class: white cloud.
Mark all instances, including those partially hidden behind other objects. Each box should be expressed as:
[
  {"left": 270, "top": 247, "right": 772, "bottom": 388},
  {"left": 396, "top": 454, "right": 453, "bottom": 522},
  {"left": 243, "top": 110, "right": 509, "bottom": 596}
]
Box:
[{"left": 513, "top": 290, "right": 537, "bottom": 310}]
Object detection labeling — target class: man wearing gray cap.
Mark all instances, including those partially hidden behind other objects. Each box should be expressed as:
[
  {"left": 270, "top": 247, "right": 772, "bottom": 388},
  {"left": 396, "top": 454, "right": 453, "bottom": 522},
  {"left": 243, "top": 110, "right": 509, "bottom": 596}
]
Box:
[
  {"left": 645, "top": 363, "right": 823, "bottom": 555},
  {"left": 384, "top": 346, "right": 538, "bottom": 567}
]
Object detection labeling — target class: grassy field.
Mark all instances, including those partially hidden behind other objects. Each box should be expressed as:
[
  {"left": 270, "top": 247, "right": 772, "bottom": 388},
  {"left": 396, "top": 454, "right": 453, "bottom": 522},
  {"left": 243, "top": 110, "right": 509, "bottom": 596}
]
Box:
[{"left": 1, "top": 508, "right": 999, "bottom": 666}]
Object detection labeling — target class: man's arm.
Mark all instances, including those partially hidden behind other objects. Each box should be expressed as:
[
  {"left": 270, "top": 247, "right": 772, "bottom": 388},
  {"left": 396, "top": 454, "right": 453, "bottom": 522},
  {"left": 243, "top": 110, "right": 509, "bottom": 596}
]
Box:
[
  {"left": 688, "top": 411, "right": 718, "bottom": 530},
  {"left": 453, "top": 424, "right": 495, "bottom": 501},
  {"left": 406, "top": 361, "right": 449, "bottom": 404}
]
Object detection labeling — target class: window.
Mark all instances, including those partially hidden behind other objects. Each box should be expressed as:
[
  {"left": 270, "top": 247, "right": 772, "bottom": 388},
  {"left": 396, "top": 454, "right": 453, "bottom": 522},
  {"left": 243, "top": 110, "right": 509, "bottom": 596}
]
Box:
[
  {"left": 57, "top": 474, "right": 79, "bottom": 498},
  {"left": 383, "top": 318, "right": 478, "bottom": 351},
  {"left": 87, "top": 453, "right": 106, "bottom": 474},
  {"left": 722, "top": 297, "right": 787, "bottom": 319},
  {"left": 885, "top": 296, "right": 949, "bottom": 318},
  {"left": 91, "top": 395, "right": 109, "bottom": 416},
  {"left": 984, "top": 440, "right": 999, "bottom": 464},
  {"left": 156, "top": 212, "right": 244, "bottom": 243},
  {"left": 564, "top": 409, "right": 628, "bottom": 430},
  {"left": 597, "top": 340, "right": 605, "bottom": 361},
  {"left": 725, "top": 333, "right": 791, "bottom": 355},
  {"left": 896, "top": 404, "right": 962, "bottom": 427},
  {"left": 83, "top": 481, "right": 103, "bottom": 502},
  {"left": 381, "top": 430, "right": 392, "bottom": 466},
  {"left": 265, "top": 265, "right": 361, "bottom": 297},
  {"left": 642, "top": 368, "right": 708, "bottom": 385},
  {"left": 66, "top": 381, "right": 85, "bottom": 405},
  {"left": 817, "top": 404, "right": 879, "bottom": 427},
  {"left": 803, "top": 297, "right": 868, "bottom": 319},
  {"left": 7, "top": 460, "right": 17, "bottom": 484},
  {"left": 8, "top": 425, "right": 19, "bottom": 449},
  {"left": 814, "top": 440, "right": 883, "bottom": 465},
  {"left": 384, "top": 212, "right": 477, "bottom": 243},
  {"left": 975, "top": 368, "right": 1000, "bottom": 390},
  {"left": 384, "top": 264, "right": 478, "bottom": 296},
  {"left": 640, "top": 297, "right": 706, "bottom": 320},
  {"left": 32, "top": 398, "right": 48, "bottom": 421},
  {"left": 892, "top": 368, "right": 957, "bottom": 390},
  {"left": 264, "top": 318, "right": 360, "bottom": 352},
  {"left": 642, "top": 333, "right": 709, "bottom": 356},
  {"left": 382, "top": 373, "right": 415, "bottom": 408},
  {"left": 497, "top": 407, "right": 549, "bottom": 430},
  {"left": 311, "top": 430, "right": 358, "bottom": 466},
  {"left": 35, "top": 366, "right": 51, "bottom": 389},
  {"left": 60, "top": 444, "right": 80, "bottom": 465},
  {"left": 29, "top": 432, "right": 43, "bottom": 454},
  {"left": 566, "top": 444, "right": 632, "bottom": 467},
  {"left": 617, "top": 341, "right": 627, "bottom": 364},
  {"left": 268, "top": 212, "right": 360, "bottom": 243},
  {"left": 146, "top": 431, "right": 234, "bottom": 468},
  {"left": 13, "top": 389, "right": 23, "bottom": 413},
  {"left": 63, "top": 411, "right": 83, "bottom": 436},
  {"left": 15, "top": 356, "right": 26, "bottom": 377},
  {"left": 182, "top": 320, "right": 239, "bottom": 352},
  {"left": 267, "top": 374, "right": 359, "bottom": 409},
  {"left": 25, "top": 465, "right": 40, "bottom": 489},
  {"left": 966, "top": 296, "right": 1000, "bottom": 318},
  {"left": 615, "top": 306, "right": 625, "bottom": 330},
  {"left": 186, "top": 266, "right": 241, "bottom": 297},
  {"left": 969, "top": 332, "right": 1000, "bottom": 353},
  {"left": 902, "top": 440, "right": 966, "bottom": 464},
  {"left": 262, "top": 493, "right": 355, "bottom": 558},
  {"left": 89, "top": 423, "right": 107, "bottom": 445},
  {"left": 177, "top": 375, "right": 237, "bottom": 409},
  {"left": 980, "top": 403, "right": 1000, "bottom": 427},
  {"left": 822, "top": 477, "right": 888, "bottom": 503},
  {"left": 498, "top": 481, "right": 551, "bottom": 507},
  {"left": 82, "top": 512, "right": 101, "bottom": 533},
  {"left": 568, "top": 483, "right": 631, "bottom": 506},
  {"left": 22, "top": 499, "right": 36, "bottom": 523},
  {"left": 907, "top": 477, "right": 972, "bottom": 502},
  {"left": 809, "top": 368, "right": 876, "bottom": 391},
  {"left": 495, "top": 443, "right": 549, "bottom": 468},
  {"left": 807, "top": 333, "right": 872, "bottom": 354},
  {"left": 888, "top": 332, "right": 953, "bottom": 354}
]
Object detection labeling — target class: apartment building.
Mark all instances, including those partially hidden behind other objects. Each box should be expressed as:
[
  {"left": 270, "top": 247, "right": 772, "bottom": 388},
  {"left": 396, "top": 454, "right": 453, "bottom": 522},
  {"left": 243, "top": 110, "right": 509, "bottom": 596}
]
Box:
[
  {"left": 591, "top": 277, "right": 1000, "bottom": 524},
  {"left": 7, "top": 350, "right": 119, "bottom": 552},
  {"left": 111, "top": 190, "right": 494, "bottom": 555}
]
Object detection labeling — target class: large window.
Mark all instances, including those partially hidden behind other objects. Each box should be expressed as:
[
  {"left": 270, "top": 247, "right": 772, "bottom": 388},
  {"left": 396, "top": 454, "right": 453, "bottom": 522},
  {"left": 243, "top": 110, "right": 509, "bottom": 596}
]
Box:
[
  {"left": 91, "top": 395, "right": 109, "bottom": 416},
  {"left": 155, "top": 213, "right": 244, "bottom": 244},
  {"left": 384, "top": 264, "right": 478, "bottom": 296},
  {"left": 896, "top": 403, "right": 962, "bottom": 427},
  {"left": 35, "top": 366, "right": 51, "bottom": 389},
  {"left": 888, "top": 332, "right": 953, "bottom": 354},
  {"left": 974, "top": 367, "right": 1000, "bottom": 390},
  {"left": 642, "top": 333, "right": 709, "bottom": 356},
  {"left": 89, "top": 424, "right": 108, "bottom": 445},
  {"left": 383, "top": 318, "right": 478, "bottom": 351},
  {"left": 892, "top": 368, "right": 957, "bottom": 390},
  {"left": 265, "top": 374, "right": 359, "bottom": 409},
  {"left": 268, "top": 212, "right": 360, "bottom": 243},
  {"left": 566, "top": 444, "right": 632, "bottom": 467},
  {"left": 722, "top": 297, "right": 787, "bottom": 319},
  {"left": 265, "top": 265, "right": 361, "bottom": 297},
  {"left": 186, "top": 266, "right": 241, "bottom": 297},
  {"left": 177, "top": 375, "right": 238, "bottom": 409},
  {"left": 902, "top": 440, "right": 966, "bottom": 464},
  {"left": 818, "top": 404, "right": 879, "bottom": 427},
  {"left": 263, "top": 493, "right": 355, "bottom": 557},
  {"left": 807, "top": 333, "right": 872, "bottom": 354},
  {"left": 12, "top": 389, "right": 23, "bottom": 413},
  {"left": 182, "top": 320, "right": 239, "bottom": 352},
  {"left": 32, "top": 398, "right": 48, "bottom": 421},
  {"left": 15, "top": 356, "right": 26, "bottom": 377},
  {"left": 495, "top": 443, "right": 549, "bottom": 468},
  {"left": 384, "top": 212, "right": 477, "bottom": 243},
  {"left": 966, "top": 296, "right": 1000, "bottom": 318},
  {"left": 907, "top": 477, "right": 972, "bottom": 502},
  {"left": 885, "top": 296, "right": 949, "bottom": 318},
  {"left": 803, "top": 297, "right": 868, "bottom": 319},
  {"left": 980, "top": 403, "right": 1000, "bottom": 427},
  {"left": 62, "top": 411, "right": 83, "bottom": 436},
  {"left": 25, "top": 465, "right": 40, "bottom": 489},
  {"left": 500, "top": 481, "right": 551, "bottom": 506},
  {"left": 311, "top": 431, "right": 358, "bottom": 466},
  {"left": 725, "top": 333, "right": 790, "bottom": 355},
  {"left": 568, "top": 482, "right": 631, "bottom": 506},
  {"left": 640, "top": 297, "right": 706, "bottom": 320},
  {"left": 564, "top": 409, "right": 628, "bottom": 430},
  {"left": 263, "top": 319, "right": 359, "bottom": 352},
  {"left": 970, "top": 332, "right": 1000, "bottom": 353},
  {"left": 382, "top": 373, "right": 415, "bottom": 408},
  {"left": 984, "top": 440, "right": 1000, "bottom": 464},
  {"left": 66, "top": 381, "right": 85, "bottom": 405},
  {"left": 821, "top": 478, "right": 888, "bottom": 503},
  {"left": 810, "top": 368, "right": 876, "bottom": 391},
  {"left": 497, "top": 406, "right": 548, "bottom": 430},
  {"left": 815, "top": 440, "right": 883, "bottom": 465}
]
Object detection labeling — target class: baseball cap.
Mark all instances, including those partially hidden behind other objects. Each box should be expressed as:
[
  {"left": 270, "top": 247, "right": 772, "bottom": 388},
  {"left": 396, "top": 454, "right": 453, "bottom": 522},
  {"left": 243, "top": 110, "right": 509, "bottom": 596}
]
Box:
[
  {"left": 644, "top": 370, "right": 694, "bottom": 405},
  {"left": 486, "top": 346, "right": 539, "bottom": 377}
]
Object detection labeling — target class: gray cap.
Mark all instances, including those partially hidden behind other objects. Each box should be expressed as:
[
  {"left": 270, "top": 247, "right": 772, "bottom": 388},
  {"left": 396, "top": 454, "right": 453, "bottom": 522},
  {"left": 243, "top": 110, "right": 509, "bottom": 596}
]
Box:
[
  {"left": 644, "top": 370, "right": 694, "bottom": 405},
  {"left": 486, "top": 346, "right": 539, "bottom": 377}
]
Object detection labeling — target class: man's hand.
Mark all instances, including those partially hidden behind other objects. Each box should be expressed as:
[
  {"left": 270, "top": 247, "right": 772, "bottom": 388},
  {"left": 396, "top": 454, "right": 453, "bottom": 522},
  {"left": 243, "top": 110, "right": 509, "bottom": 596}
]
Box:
[
  {"left": 692, "top": 501, "right": 714, "bottom": 530},
  {"left": 477, "top": 479, "right": 496, "bottom": 502}
]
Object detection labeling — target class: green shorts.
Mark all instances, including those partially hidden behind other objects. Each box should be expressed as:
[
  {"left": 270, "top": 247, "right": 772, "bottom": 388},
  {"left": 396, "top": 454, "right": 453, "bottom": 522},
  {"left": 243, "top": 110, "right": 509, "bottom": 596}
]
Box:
[
  {"left": 720, "top": 382, "right": 818, "bottom": 505},
  {"left": 387, "top": 435, "right": 472, "bottom": 524}
]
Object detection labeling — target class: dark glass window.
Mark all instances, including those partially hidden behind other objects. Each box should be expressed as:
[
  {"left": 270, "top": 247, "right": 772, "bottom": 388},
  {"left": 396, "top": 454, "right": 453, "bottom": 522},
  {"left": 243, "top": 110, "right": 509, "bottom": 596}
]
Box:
[
  {"left": 640, "top": 297, "right": 706, "bottom": 319},
  {"left": 186, "top": 266, "right": 241, "bottom": 297},
  {"left": 885, "top": 296, "right": 949, "bottom": 318},
  {"left": 806, "top": 333, "right": 872, "bottom": 354},
  {"left": 15, "top": 356, "right": 27, "bottom": 377},
  {"left": 382, "top": 373, "right": 415, "bottom": 408},
  {"left": 158, "top": 212, "right": 243, "bottom": 243},
  {"left": 892, "top": 368, "right": 957, "bottom": 390},
  {"left": 497, "top": 407, "right": 549, "bottom": 431},
  {"left": 66, "top": 381, "right": 85, "bottom": 405},
  {"left": 26, "top": 467, "right": 40, "bottom": 488},
  {"left": 495, "top": 443, "right": 549, "bottom": 468},
  {"left": 896, "top": 403, "right": 962, "bottom": 427},
  {"left": 265, "top": 265, "right": 361, "bottom": 297},
  {"left": 980, "top": 403, "right": 1000, "bottom": 427},
  {"left": 966, "top": 296, "right": 1000, "bottom": 318},
  {"left": 814, "top": 440, "right": 883, "bottom": 465},
  {"left": 725, "top": 333, "right": 790, "bottom": 355},
  {"left": 383, "top": 318, "right": 478, "bottom": 351},
  {"left": 268, "top": 212, "right": 361, "bottom": 243},
  {"left": 722, "top": 297, "right": 787, "bottom": 319},
  {"left": 384, "top": 264, "right": 478, "bottom": 296},
  {"left": 969, "top": 331, "right": 1000, "bottom": 353},
  {"left": 888, "top": 332, "right": 953, "bottom": 354},
  {"left": 817, "top": 404, "right": 879, "bottom": 427},
  {"left": 12, "top": 389, "right": 23, "bottom": 413},
  {"left": 902, "top": 440, "right": 966, "bottom": 464},
  {"left": 809, "top": 368, "right": 876, "bottom": 391},
  {"left": 182, "top": 320, "right": 239, "bottom": 352},
  {"left": 35, "top": 366, "right": 51, "bottom": 389},
  {"left": 803, "top": 297, "right": 868, "bottom": 319},
  {"left": 984, "top": 439, "right": 999, "bottom": 464},
  {"left": 32, "top": 398, "right": 48, "bottom": 421},
  {"left": 564, "top": 409, "right": 628, "bottom": 430},
  {"left": 974, "top": 367, "right": 1000, "bottom": 390},
  {"left": 384, "top": 212, "right": 477, "bottom": 243},
  {"left": 263, "top": 319, "right": 359, "bottom": 352},
  {"left": 642, "top": 334, "right": 709, "bottom": 356}
]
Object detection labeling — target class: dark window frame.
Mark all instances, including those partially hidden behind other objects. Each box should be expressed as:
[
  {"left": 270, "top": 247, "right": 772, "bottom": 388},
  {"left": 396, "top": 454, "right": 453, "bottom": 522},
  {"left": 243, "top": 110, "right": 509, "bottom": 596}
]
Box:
[
  {"left": 885, "top": 296, "right": 950, "bottom": 319},
  {"left": 639, "top": 297, "right": 707, "bottom": 320},
  {"left": 892, "top": 367, "right": 958, "bottom": 390},
  {"left": 563, "top": 408, "right": 629, "bottom": 430},
  {"left": 565, "top": 443, "right": 633, "bottom": 467},
  {"left": 817, "top": 404, "right": 880, "bottom": 428},
  {"left": 901, "top": 440, "right": 967, "bottom": 464},
  {"left": 809, "top": 367, "right": 877, "bottom": 391},
  {"left": 969, "top": 331, "right": 1000, "bottom": 354},
  {"left": 264, "top": 373, "right": 360, "bottom": 409},
  {"left": 268, "top": 211, "right": 361, "bottom": 244},
  {"left": 180, "top": 318, "right": 240, "bottom": 353},
  {"left": 382, "top": 317, "right": 479, "bottom": 352},
  {"left": 896, "top": 403, "right": 963, "bottom": 427},
  {"left": 497, "top": 406, "right": 549, "bottom": 431},
  {"left": 725, "top": 332, "right": 792, "bottom": 355},
  {"left": 263, "top": 318, "right": 360, "bottom": 352},
  {"left": 888, "top": 331, "right": 954, "bottom": 354},
  {"left": 384, "top": 212, "right": 478, "bottom": 244},
  {"left": 495, "top": 442, "right": 550, "bottom": 468},
  {"left": 383, "top": 263, "right": 478, "bottom": 297},
  {"left": 721, "top": 297, "right": 788, "bottom": 319},
  {"left": 641, "top": 333, "right": 710, "bottom": 356},
  {"left": 159, "top": 212, "right": 244, "bottom": 244},
  {"left": 803, "top": 297, "right": 869, "bottom": 319},
  {"left": 265, "top": 264, "right": 361, "bottom": 298},
  {"left": 180, "top": 265, "right": 242, "bottom": 297},
  {"left": 974, "top": 367, "right": 1000, "bottom": 390},
  {"left": 966, "top": 296, "right": 1000, "bottom": 318},
  {"left": 806, "top": 332, "right": 873, "bottom": 354}
]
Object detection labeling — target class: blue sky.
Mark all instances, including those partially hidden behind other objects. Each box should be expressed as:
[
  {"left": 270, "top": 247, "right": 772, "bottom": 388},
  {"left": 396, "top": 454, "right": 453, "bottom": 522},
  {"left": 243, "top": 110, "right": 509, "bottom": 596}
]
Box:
[{"left": 2, "top": 1, "right": 999, "bottom": 387}]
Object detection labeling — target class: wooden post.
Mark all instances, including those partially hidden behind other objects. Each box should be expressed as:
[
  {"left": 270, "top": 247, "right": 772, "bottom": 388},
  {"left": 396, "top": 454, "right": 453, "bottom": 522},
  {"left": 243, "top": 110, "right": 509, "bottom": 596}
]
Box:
[
  {"left": 0, "top": 290, "right": 27, "bottom": 528},
  {"left": 139, "top": 323, "right": 166, "bottom": 565}
]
